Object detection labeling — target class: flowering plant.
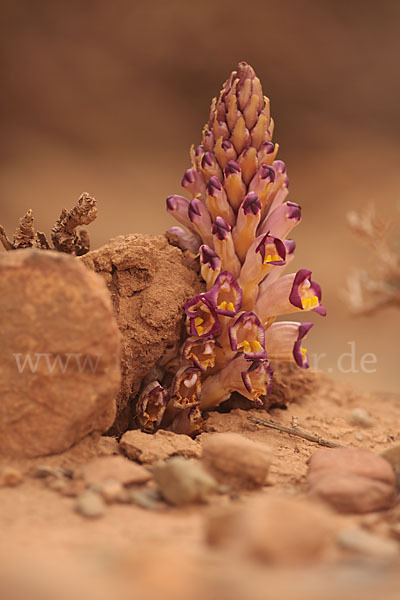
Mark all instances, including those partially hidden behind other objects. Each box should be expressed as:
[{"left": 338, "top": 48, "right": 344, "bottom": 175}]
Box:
[{"left": 137, "top": 62, "right": 326, "bottom": 435}]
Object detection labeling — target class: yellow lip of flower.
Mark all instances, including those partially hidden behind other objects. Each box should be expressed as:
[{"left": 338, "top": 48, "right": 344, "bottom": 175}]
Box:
[
  {"left": 217, "top": 300, "right": 235, "bottom": 311},
  {"left": 238, "top": 339, "right": 263, "bottom": 353},
  {"left": 301, "top": 295, "right": 319, "bottom": 310},
  {"left": 194, "top": 316, "right": 205, "bottom": 335},
  {"left": 263, "top": 252, "right": 281, "bottom": 264},
  {"left": 301, "top": 347, "right": 308, "bottom": 359}
]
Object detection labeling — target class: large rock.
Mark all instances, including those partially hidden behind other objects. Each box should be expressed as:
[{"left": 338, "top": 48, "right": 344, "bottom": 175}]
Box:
[
  {"left": 307, "top": 447, "right": 397, "bottom": 513},
  {"left": 81, "top": 234, "right": 203, "bottom": 433},
  {"left": 0, "top": 249, "right": 121, "bottom": 457},
  {"left": 120, "top": 429, "right": 201, "bottom": 463},
  {"left": 202, "top": 433, "right": 272, "bottom": 490},
  {"left": 205, "top": 496, "right": 334, "bottom": 565}
]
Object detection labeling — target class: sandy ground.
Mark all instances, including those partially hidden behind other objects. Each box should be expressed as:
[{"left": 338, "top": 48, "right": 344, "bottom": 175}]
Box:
[{"left": 1, "top": 371, "right": 399, "bottom": 600}]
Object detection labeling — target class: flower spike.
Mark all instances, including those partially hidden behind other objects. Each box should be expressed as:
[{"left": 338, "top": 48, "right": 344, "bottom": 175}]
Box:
[{"left": 158, "top": 62, "right": 325, "bottom": 427}]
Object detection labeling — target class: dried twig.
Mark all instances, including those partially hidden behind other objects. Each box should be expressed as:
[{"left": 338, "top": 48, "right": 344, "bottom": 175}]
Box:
[
  {"left": 0, "top": 225, "right": 14, "bottom": 251},
  {"left": 13, "top": 209, "right": 35, "bottom": 248},
  {"left": 51, "top": 193, "right": 97, "bottom": 255},
  {"left": 248, "top": 415, "right": 345, "bottom": 448},
  {"left": 0, "top": 193, "right": 97, "bottom": 256},
  {"left": 345, "top": 204, "right": 400, "bottom": 314}
]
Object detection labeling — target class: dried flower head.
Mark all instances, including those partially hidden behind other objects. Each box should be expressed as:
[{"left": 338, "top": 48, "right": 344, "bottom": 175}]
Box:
[
  {"left": 137, "top": 62, "right": 325, "bottom": 434},
  {"left": 345, "top": 204, "right": 400, "bottom": 314}
]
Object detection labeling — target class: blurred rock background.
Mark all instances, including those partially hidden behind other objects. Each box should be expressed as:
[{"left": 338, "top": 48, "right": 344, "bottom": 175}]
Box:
[{"left": 1, "top": 0, "right": 399, "bottom": 393}]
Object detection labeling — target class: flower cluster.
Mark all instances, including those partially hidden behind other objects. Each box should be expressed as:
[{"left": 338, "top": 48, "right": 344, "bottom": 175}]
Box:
[{"left": 137, "top": 62, "right": 325, "bottom": 435}]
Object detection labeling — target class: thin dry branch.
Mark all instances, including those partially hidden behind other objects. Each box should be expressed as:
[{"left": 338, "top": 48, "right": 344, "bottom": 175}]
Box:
[
  {"left": 13, "top": 209, "right": 35, "bottom": 248},
  {"left": 345, "top": 204, "right": 400, "bottom": 314},
  {"left": 248, "top": 415, "right": 345, "bottom": 448},
  {"left": 51, "top": 193, "right": 97, "bottom": 255},
  {"left": 0, "top": 193, "right": 97, "bottom": 256},
  {"left": 0, "top": 225, "right": 14, "bottom": 251}
]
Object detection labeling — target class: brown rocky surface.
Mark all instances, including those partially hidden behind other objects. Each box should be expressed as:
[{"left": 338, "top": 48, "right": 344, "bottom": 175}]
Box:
[
  {"left": 0, "top": 249, "right": 121, "bottom": 458},
  {"left": 119, "top": 429, "right": 202, "bottom": 463},
  {"left": 81, "top": 233, "right": 204, "bottom": 434},
  {"left": 0, "top": 373, "right": 399, "bottom": 599},
  {"left": 307, "top": 447, "right": 397, "bottom": 514},
  {"left": 75, "top": 455, "right": 151, "bottom": 486},
  {"left": 202, "top": 432, "right": 272, "bottom": 490},
  {"left": 206, "top": 495, "right": 335, "bottom": 565}
]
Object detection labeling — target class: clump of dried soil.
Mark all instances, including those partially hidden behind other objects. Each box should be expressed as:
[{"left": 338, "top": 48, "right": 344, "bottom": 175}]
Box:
[{"left": 81, "top": 233, "right": 204, "bottom": 433}]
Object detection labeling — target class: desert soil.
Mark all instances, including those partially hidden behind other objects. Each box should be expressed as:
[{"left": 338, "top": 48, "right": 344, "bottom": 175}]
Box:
[{"left": 0, "top": 371, "right": 400, "bottom": 600}]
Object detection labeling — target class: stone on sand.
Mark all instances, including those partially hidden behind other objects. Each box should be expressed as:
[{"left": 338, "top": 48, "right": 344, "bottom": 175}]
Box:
[
  {"left": 119, "top": 429, "right": 201, "bottom": 463},
  {"left": 0, "top": 249, "right": 121, "bottom": 458},
  {"left": 202, "top": 433, "right": 272, "bottom": 490},
  {"left": 153, "top": 457, "right": 217, "bottom": 505},
  {"left": 307, "top": 447, "right": 396, "bottom": 513}
]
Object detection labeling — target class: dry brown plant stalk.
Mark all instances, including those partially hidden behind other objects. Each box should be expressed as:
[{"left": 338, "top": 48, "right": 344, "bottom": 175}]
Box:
[
  {"left": 0, "top": 193, "right": 97, "bottom": 256},
  {"left": 345, "top": 204, "right": 400, "bottom": 314}
]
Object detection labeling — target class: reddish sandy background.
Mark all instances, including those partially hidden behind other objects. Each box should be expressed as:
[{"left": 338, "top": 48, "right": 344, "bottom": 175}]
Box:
[{"left": 1, "top": 0, "right": 399, "bottom": 393}]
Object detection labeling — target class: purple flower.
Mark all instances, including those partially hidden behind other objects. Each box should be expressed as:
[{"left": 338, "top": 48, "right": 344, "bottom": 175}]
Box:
[
  {"left": 265, "top": 321, "right": 314, "bottom": 368},
  {"left": 181, "top": 168, "right": 206, "bottom": 198},
  {"left": 258, "top": 201, "right": 302, "bottom": 239},
  {"left": 255, "top": 269, "right": 326, "bottom": 320},
  {"left": 167, "top": 226, "right": 201, "bottom": 253},
  {"left": 223, "top": 161, "right": 246, "bottom": 211},
  {"left": 232, "top": 192, "right": 262, "bottom": 262},
  {"left": 200, "top": 244, "right": 222, "bottom": 288},
  {"left": 205, "top": 270, "right": 243, "bottom": 316},
  {"left": 184, "top": 293, "right": 221, "bottom": 338},
  {"left": 212, "top": 217, "right": 241, "bottom": 278},
  {"left": 136, "top": 381, "right": 169, "bottom": 433},
  {"left": 170, "top": 366, "right": 202, "bottom": 409},
  {"left": 205, "top": 176, "right": 235, "bottom": 225},
  {"left": 200, "top": 354, "right": 272, "bottom": 409},
  {"left": 229, "top": 311, "right": 268, "bottom": 359},
  {"left": 188, "top": 197, "right": 214, "bottom": 248},
  {"left": 182, "top": 336, "right": 216, "bottom": 371}
]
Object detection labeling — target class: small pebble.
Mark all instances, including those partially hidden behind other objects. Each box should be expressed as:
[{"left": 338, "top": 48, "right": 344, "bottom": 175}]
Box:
[
  {"left": 45, "top": 477, "right": 67, "bottom": 492},
  {"left": 202, "top": 433, "right": 272, "bottom": 491},
  {"left": 381, "top": 444, "right": 400, "bottom": 489},
  {"left": 128, "top": 488, "right": 160, "bottom": 509},
  {"left": 354, "top": 433, "right": 364, "bottom": 441},
  {"left": 96, "top": 480, "right": 124, "bottom": 503},
  {"left": 0, "top": 466, "right": 23, "bottom": 487},
  {"left": 153, "top": 457, "right": 217, "bottom": 506},
  {"left": 347, "top": 408, "right": 374, "bottom": 428},
  {"left": 307, "top": 447, "right": 396, "bottom": 514},
  {"left": 76, "top": 490, "right": 106, "bottom": 518},
  {"left": 390, "top": 524, "right": 400, "bottom": 540},
  {"left": 337, "top": 528, "right": 399, "bottom": 560}
]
